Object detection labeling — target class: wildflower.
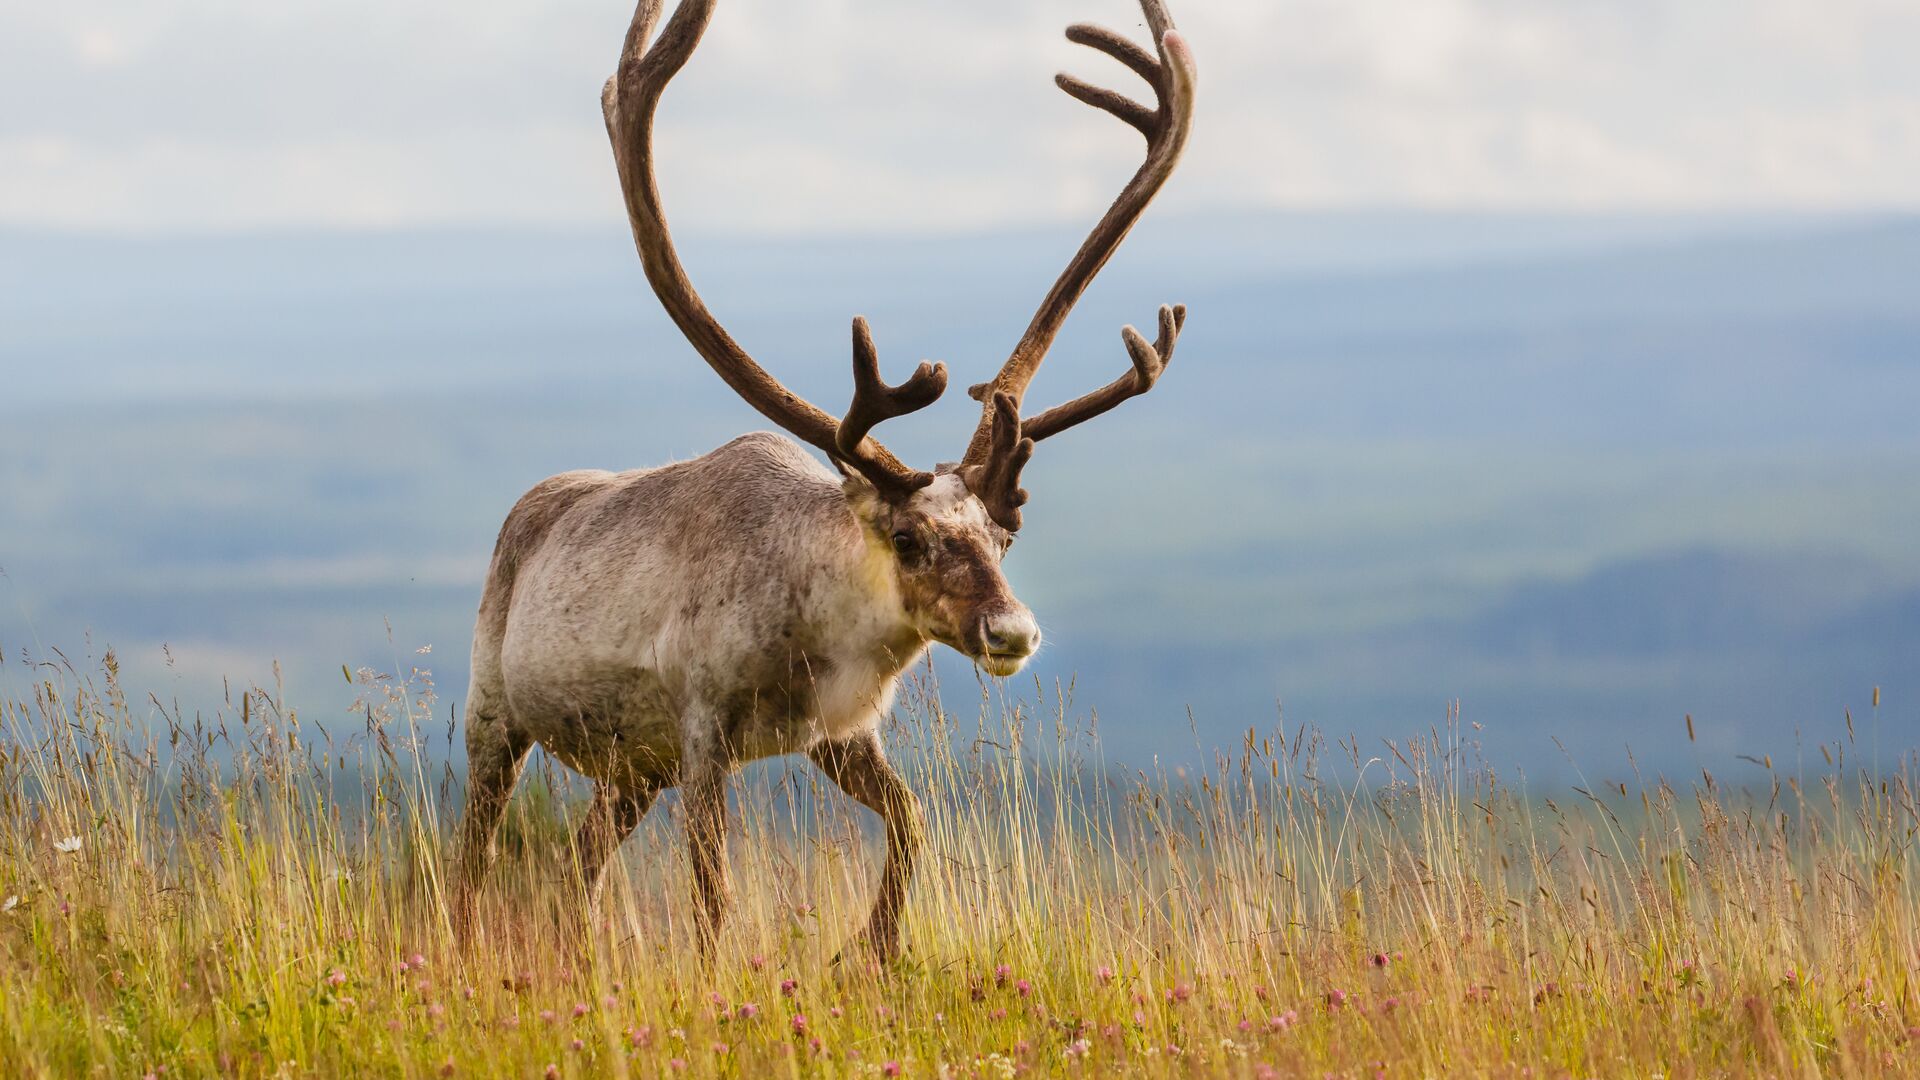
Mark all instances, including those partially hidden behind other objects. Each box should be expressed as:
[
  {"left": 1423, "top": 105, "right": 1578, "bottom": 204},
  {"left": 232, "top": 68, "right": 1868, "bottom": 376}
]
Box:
[
  {"left": 781, "top": 978, "right": 798, "bottom": 997},
  {"left": 882, "top": 1062, "right": 902, "bottom": 1077},
  {"left": 791, "top": 1014, "right": 808, "bottom": 1035},
  {"left": 749, "top": 954, "right": 766, "bottom": 971},
  {"left": 569, "top": 1039, "right": 584, "bottom": 1052},
  {"left": 1132, "top": 1010, "right": 1145, "bottom": 1027},
  {"left": 829, "top": 1006, "right": 843, "bottom": 1019},
  {"left": 1014, "top": 1041, "right": 1030, "bottom": 1056},
  {"left": 667, "top": 1060, "right": 687, "bottom": 1072},
  {"left": 809, "top": 1037, "right": 823, "bottom": 1055},
  {"left": 2, "top": 896, "right": 17, "bottom": 913},
  {"left": 1327, "top": 989, "right": 1349, "bottom": 1009},
  {"left": 1254, "top": 984, "right": 1269, "bottom": 1001},
  {"left": 630, "top": 1025, "right": 653, "bottom": 1048},
  {"left": 463, "top": 986, "right": 475, "bottom": 1001},
  {"left": 711, "top": 1041, "right": 729, "bottom": 1055},
  {"left": 1066, "top": 1039, "right": 1092, "bottom": 1059},
  {"left": 325, "top": 969, "right": 348, "bottom": 988},
  {"left": 410, "top": 953, "right": 428, "bottom": 970},
  {"left": 54, "top": 835, "right": 83, "bottom": 854},
  {"left": 737, "top": 1003, "right": 760, "bottom": 1020},
  {"left": 573, "top": 1002, "right": 590, "bottom": 1018},
  {"left": 439, "top": 1058, "right": 454, "bottom": 1077},
  {"left": 1167, "top": 983, "right": 1193, "bottom": 1004},
  {"left": 543, "top": 1066, "right": 559, "bottom": 1080},
  {"left": 995, "top": 964, "right": 1012, "bottom": 986},
  {"left": 539, "top": 1010, "right": 557, "bottom": 1025},
  {"left": 1370, "top": 952, "right": 1390, "bottom": 968},
  {"left": 427, "top": 1003, "right": 446, "bottom": 1020},
  {"left": 1096, "top": 966, "right": 1115, "bottom": 985},
  {"left": 1016, "top": 980, "right": 1032, "bottom": 997},
  {"left": 1382, "top": 996, "right": 1400, "bottom": 1012}
]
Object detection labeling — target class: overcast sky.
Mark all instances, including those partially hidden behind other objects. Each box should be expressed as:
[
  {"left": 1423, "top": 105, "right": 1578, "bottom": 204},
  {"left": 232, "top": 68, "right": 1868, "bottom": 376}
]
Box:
[{"left": 5, "top": 0, "right": 1919, "bottom": 234}]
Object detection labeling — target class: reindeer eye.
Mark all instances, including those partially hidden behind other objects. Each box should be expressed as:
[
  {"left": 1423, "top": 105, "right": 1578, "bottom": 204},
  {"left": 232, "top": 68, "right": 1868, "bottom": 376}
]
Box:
[{"left": 890, "top": 530, "right": 920, "bottom": 557}]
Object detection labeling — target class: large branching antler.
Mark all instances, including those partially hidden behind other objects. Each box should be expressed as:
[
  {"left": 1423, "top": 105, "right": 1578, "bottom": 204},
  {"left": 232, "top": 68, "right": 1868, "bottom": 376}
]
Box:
[
  {"left": 602, "top": 0, "right": 945, "bottom": 500},
  {"left": 959, "top": 0, "right": 1198, "bottom": 530}
]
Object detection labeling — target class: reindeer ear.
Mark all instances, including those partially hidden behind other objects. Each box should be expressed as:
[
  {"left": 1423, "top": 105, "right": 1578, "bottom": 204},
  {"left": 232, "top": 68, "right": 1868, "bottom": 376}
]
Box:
[{"left": 839, "top": 470, "right": 886, "bottom": 518}]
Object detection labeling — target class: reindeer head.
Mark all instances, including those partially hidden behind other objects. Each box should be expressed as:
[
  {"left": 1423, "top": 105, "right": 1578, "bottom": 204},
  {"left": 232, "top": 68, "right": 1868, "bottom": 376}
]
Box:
[{"left": 604, "top": 0, "right": 1198, "bottom": 677}]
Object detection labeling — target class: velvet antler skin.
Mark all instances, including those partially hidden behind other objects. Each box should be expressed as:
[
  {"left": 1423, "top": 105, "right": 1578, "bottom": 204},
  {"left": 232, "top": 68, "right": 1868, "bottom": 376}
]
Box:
[{"left": 956, "top": 0, "right": 1198, "bottom": 530}]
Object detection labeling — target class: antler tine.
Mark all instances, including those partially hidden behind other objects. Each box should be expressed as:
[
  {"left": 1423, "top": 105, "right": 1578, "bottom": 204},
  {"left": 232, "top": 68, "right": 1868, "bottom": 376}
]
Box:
[
  {"left": 838, "top": 317, "right": 947, "bottom": 497},
  {"left": 959, "top": 0, "right": 1198, "bottom": 472},
  {"left": 603, "top": 0, "right": 937, "bottom": 497},
  {"left": 1020, "top": 303, "right": 1184, "bottom": 443},
  {"left": 958, "top": 392, "right": 1036, "bottom": 533}
]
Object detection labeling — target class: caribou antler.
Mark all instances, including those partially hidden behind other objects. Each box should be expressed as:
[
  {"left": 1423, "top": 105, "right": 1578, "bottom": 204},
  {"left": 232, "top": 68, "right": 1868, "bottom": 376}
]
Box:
[
  {"left": 1012, "top": 303, "right": 1184, "bottom": 443},
  {"left": 958, "top": 0, "right": 1198, "bottom": 529},
  {"left": 957, "top": 391, "right": 1037, "bottom": 532},
  {"left": 602, "top": 0, "right": 943, "bottom": 500},
  {"left": 838, "top": 317, "right": 949, "bottom": 495}
]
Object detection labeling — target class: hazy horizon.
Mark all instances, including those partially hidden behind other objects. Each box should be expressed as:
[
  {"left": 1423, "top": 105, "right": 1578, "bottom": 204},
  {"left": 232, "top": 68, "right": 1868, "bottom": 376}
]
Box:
[{"left": 5, "top": 208, "right": 1916, "bottom": 783}]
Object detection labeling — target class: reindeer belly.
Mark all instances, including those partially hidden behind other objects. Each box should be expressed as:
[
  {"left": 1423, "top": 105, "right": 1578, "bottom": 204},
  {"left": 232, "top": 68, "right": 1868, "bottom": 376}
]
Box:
[{"left": 495, "top": 660, "right": 679, "bottom": 786}]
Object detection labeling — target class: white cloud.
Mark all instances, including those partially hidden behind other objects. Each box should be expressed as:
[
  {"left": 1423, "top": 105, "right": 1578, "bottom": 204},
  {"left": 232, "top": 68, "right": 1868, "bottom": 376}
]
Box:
[{"left": 2, "top": 0, "right": 1917, "bottom": 231}]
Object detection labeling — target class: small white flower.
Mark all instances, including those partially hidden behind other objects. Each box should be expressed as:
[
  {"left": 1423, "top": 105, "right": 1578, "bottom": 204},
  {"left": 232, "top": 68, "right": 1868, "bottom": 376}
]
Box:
[
  {"left": 2, "top": 895, "right": 18, "bottom": 912},
  {"left": 53, "top": 835, "right": 83, "bottom": 854},
  {"left": 415, "top": 645, "right": 432, "bottom": 654}
]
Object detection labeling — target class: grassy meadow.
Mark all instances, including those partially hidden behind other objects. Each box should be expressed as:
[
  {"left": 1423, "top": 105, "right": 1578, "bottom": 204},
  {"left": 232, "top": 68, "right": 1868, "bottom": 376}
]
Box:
[{"left": 1, "top": 649, "right": 1916, "bottom": 1078}]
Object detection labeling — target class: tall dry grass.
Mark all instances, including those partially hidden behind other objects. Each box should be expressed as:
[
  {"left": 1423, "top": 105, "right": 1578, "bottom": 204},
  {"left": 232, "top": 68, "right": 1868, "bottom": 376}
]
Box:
[{"left": 0, "top": 647, "right": 1914, "bottom": 1077}]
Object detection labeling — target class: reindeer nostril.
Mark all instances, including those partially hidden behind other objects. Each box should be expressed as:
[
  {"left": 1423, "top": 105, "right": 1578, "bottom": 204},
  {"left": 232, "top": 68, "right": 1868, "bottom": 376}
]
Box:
[{"left": 984, "top": 616, "right": 1039, "bottom": 658}]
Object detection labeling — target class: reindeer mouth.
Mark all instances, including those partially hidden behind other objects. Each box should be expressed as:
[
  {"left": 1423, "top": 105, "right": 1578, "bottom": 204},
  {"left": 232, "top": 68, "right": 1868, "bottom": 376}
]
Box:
[
  {"left": 975, "top": 650, "right": 1032, "bottom": 678},
  {"left": 965, "top": 613, "right": 1041, "bottom": 677}
]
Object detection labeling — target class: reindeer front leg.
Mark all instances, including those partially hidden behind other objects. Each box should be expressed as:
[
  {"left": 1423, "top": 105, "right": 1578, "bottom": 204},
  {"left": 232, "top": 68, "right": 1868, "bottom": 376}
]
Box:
[
  {"left": 679, "top": 723, "right": 735, "bottom": 959},
  {"left": 809, "top": 729, "right": 926, "bottom": 963}
]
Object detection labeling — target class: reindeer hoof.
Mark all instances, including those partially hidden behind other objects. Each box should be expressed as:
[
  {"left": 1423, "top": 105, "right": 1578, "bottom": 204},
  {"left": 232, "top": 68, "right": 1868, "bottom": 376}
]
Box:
[{"left": 831, "top": 931, "right": 903, "bottom": 974}]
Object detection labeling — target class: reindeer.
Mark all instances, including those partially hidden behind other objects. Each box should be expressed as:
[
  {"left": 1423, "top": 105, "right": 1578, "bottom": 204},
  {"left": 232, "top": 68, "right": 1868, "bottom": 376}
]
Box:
[{"left": 450, "top": 0, "right": 1197, "bottom": 961}]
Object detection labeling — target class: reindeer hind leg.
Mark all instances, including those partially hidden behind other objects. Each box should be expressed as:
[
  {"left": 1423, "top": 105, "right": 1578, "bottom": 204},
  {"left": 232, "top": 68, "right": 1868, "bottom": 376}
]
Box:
[
  {"left": 571, "top": 778, "right": 659, "bottom": 937},
  {"left": 451, "top": 703, "right": 531, "bottom": 946}
]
